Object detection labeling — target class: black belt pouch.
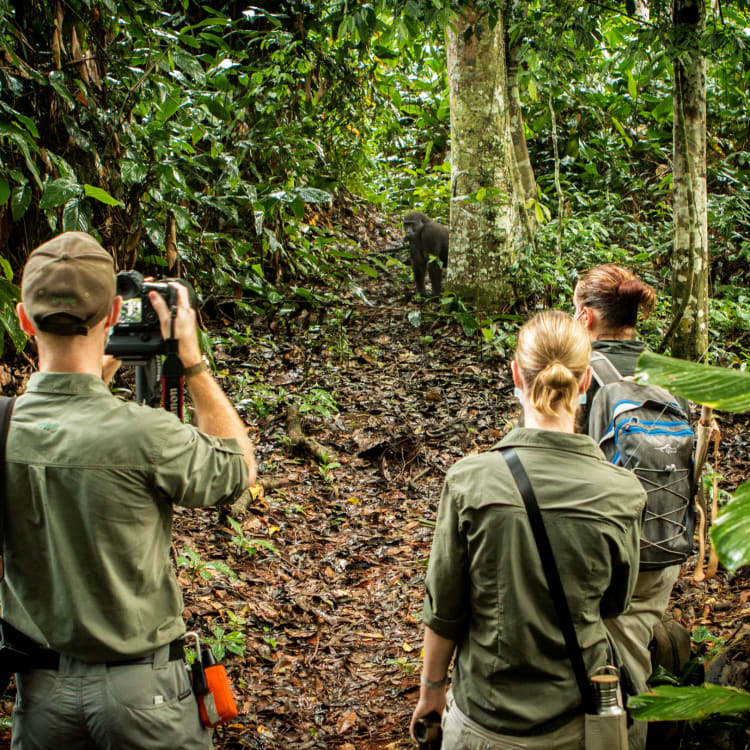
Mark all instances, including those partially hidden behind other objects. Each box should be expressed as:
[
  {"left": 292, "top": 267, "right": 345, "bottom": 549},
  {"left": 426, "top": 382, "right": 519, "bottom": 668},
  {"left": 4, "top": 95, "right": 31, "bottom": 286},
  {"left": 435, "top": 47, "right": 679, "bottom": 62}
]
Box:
[{"left": 0, "top": 619, "right": 44, "bottom": 695}]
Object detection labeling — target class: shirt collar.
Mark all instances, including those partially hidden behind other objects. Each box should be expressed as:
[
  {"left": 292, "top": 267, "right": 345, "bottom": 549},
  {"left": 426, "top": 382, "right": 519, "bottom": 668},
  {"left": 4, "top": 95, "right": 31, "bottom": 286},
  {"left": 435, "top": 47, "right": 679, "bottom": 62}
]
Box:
[
  {"left": 491, "top": 427, "right": 605, "bottom": 461},
  {"left": 592, "top": 339, "right": 646, "bottom": 355},
  {"left": 26, "top": 372, "right": 112, "bottom": 397}
]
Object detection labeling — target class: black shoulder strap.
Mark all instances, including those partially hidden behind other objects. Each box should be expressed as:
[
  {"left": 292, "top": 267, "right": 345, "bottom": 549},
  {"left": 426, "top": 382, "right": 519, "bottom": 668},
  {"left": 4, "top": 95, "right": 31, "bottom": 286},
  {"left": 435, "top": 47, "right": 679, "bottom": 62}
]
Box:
[
  {"left": 500, "top": 447, "right": 595, "bottom": 714},
  {"left": 589, "top": 351, "right": 622, "bottom": 387},
  {"left": 0, "top": 397, "right": 15, "bottom": 550}
]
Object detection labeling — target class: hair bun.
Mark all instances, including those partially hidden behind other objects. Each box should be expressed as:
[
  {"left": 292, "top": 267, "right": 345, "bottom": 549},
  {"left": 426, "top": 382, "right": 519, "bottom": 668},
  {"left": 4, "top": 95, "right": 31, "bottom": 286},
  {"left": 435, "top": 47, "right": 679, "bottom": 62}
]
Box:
[
  {"left": 530, "top": 360, "right": 579, "bottom": 415},
  {"left": 515, "top": 310, "right": 591, "bottom": 417}
]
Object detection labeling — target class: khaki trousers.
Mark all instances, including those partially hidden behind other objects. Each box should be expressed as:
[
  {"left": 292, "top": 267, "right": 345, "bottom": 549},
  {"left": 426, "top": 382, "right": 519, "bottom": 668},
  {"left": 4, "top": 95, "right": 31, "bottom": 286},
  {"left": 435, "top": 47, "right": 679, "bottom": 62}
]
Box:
[
  {"left": 11, "top": 643, "right": 213, "bottom": 750},
  {"left": 604, "top": 564, "right": 680, "bottom": 750},
  {"left": 442, "top": 692, "right": 585, "bottom": 750}
]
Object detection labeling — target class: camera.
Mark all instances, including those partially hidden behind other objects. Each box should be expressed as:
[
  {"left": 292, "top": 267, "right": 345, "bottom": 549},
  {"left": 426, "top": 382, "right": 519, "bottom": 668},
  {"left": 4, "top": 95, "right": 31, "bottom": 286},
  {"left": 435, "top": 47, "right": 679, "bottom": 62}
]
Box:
[{"left": 105, "top": 271, "right": 179, "bottom": 359}]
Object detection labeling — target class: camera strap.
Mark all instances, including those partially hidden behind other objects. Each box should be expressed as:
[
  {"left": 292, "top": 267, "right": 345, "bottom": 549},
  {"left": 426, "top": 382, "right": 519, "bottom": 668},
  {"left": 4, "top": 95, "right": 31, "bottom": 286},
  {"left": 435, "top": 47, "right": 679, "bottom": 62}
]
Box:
[
  {"left": 0, "top": 397, "right": 16, "bottom": 578},
  {"left": 161, "top": 306, "right": 184, "bottom": 419},
  {"left": 499, "top": 447, "right": 595, "bottom": 715}
]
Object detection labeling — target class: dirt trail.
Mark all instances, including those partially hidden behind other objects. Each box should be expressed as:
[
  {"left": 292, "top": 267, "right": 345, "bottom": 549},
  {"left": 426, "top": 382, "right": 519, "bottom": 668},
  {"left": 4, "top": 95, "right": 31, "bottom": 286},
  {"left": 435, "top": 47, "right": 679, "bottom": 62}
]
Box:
[
  {"left": 175, "top": 254, "right": 749, "bottom": 750},
  {"left": 1, "top": 226, "right": 747, "bottom": 749},
  {"left": 177, "top": 255, "right": 518, "bottom": 749}
]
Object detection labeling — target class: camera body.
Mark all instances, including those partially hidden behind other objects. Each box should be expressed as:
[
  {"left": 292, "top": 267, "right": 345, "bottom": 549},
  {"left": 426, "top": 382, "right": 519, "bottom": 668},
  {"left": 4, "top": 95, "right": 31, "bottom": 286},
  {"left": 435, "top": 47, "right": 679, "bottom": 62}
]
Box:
[{"left": 105, "top": 271, "right": 177, "bottom": 359}]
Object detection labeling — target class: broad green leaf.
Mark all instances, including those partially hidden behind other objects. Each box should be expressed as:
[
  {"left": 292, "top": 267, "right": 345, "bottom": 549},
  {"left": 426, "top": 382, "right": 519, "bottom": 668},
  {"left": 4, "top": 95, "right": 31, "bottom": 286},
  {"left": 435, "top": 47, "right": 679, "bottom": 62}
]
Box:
[
  {"left": 191, "top": 123, "right": 205, "bottom": 145},
  {"left": 355, "top": 263, "right": 378, "bottom": 279},
  {"left": 157, "top": 92, "right": 182, "bottom": 122},
  {"left": 711, "top": 480, "right": 750, "bottom": 574},
  {"left": 651, "top": 98, "right": 673, "bottom": 122},
  {"left": 290, "top": 196, "right": 305, "bottom": 220},
  {"left": 173, "top": 50, "right": 205, "bottom": 82},
  {"left": 0, "top": 257, "right": 12, "bottom": 280},
  {"left": 629, "top": 684, "right": 750, "bottom": 721},
  {"left": 48, "top": 72, "right": 76, "bottom": 107},
  {"left": 0, "top": 179, "right": 9, "bottom": 206},
  {"left": 40, "top": 178, "right": 80, "bottom": 209},
  {"left": 453, "top": 311, "right": 478, "bottom": 337},
  {"left": 527, "top": 77, "right": 538, "bottom": 102},
  {"left": 635, "top": 351, "right": 750, "bottom": 413},
  {"left": 534, "top": 201, "right": 545, "bottom": 223},
  {"left": 11, "top": 184, "right": 31, "bottom": 221},
  {"left": 15, "top": 113, "right": 39, "bottom": 139},
  {"left": 627, "top": 70, "right": 637, "bottom": 100},
  {"left": 610, "top": 116, "right": 632, "bottom": 147},
  {"left": 0, "top": 279, "right": 25, "bottom": 352},
  {"left": 294, "top": 187, "right": 333, "bottom": 204},
  {"left": 83, "top": 184, "right": 122, "bottom": 206},
  {"left": 61, "top": 198, "right": 92, "bottom": 232}
]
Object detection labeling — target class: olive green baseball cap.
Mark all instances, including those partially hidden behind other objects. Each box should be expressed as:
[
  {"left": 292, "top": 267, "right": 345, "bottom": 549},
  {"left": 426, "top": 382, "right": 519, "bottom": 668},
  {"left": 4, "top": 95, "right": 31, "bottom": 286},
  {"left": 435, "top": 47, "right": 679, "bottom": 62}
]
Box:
[{"left": 22, "top": 231, "right": 116, "bottom": 336}]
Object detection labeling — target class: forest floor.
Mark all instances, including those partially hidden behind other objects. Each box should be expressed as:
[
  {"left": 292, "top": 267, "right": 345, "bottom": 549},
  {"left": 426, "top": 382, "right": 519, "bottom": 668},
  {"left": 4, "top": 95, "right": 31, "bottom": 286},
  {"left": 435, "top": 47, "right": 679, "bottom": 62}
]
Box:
[{"left": 1, "top": 209, "right": 749, "bottom": 749}]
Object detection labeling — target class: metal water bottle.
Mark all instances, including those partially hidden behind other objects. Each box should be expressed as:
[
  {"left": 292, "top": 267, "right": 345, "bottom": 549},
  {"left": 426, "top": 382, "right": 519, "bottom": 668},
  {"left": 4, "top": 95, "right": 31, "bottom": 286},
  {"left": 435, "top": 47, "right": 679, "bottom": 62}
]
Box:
[{"left": 584, "top": 666, "right": 628, "bottom": 750}]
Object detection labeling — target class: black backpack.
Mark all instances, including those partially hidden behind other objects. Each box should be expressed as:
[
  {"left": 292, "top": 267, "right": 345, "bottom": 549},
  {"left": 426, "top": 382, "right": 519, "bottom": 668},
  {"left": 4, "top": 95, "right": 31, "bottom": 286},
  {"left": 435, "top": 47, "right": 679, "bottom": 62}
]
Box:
[{"left": 587, "top": 352, "right": 696, "bottom": 570}]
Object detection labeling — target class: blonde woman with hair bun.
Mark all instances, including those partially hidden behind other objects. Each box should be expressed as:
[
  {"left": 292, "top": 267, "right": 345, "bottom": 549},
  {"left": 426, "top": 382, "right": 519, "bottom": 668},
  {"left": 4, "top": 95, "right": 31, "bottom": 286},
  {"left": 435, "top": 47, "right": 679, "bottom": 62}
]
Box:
[{"left": 411, "top": 310, "right": 646, "bottom": 750}]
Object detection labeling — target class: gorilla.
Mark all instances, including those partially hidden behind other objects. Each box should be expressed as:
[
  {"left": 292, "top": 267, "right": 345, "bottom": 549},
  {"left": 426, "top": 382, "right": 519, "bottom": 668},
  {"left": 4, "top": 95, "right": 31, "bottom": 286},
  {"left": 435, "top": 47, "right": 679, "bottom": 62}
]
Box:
[{"left": 403, "top": 211, "right": 449, "bottom": 298}]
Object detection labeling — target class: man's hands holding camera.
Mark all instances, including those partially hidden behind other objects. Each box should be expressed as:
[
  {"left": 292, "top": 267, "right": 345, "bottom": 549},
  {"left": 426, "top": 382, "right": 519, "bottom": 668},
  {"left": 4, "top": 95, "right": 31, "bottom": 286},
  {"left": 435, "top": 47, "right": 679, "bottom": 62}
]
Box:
[{"left": 148, "top": 282, "right": 203, "bottom": 371}]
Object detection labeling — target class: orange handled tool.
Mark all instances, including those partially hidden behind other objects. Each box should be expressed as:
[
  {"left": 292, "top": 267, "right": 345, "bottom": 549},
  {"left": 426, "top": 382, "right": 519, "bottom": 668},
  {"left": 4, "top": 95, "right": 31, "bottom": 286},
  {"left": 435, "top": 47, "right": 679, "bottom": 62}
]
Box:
[{"left": 185, "top": 632, "right": 238, "bottom": 728}]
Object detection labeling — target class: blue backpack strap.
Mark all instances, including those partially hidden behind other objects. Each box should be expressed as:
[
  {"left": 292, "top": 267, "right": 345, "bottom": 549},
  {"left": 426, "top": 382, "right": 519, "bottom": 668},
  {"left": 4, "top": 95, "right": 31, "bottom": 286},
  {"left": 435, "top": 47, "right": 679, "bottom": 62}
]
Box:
[{"left": 589, "top": 351, "right": 623, "bottom": 387}]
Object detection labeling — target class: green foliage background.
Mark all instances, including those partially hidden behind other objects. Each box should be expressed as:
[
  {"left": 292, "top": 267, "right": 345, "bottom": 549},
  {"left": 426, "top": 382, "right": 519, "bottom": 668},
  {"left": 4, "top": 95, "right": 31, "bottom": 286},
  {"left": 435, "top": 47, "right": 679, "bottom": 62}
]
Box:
[{"left": 0, "top": 0, "right": 749, "bottom": 365}]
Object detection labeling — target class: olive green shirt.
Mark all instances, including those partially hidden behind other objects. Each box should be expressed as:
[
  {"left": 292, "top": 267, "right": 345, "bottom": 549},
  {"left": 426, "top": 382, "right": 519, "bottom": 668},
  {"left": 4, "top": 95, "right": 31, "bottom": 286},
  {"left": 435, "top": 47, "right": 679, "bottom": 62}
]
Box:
[
  {"left": 423, "top": 428, "right": 645, "bottom": 735},
  {"left": 2, "top": 372, "right": 248, "bottom": 662}
]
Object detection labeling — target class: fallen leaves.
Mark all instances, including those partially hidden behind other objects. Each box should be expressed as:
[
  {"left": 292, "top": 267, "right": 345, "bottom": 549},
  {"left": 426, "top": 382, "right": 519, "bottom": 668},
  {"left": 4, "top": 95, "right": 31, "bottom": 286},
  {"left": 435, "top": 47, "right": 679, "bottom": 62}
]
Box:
[{"left": 335, "top": 710, "right": 358, "bottom": 734}]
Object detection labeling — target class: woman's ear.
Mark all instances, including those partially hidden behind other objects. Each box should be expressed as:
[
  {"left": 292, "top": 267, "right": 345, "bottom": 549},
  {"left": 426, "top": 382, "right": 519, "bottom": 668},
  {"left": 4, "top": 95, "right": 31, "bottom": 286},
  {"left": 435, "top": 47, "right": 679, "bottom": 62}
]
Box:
[
  {"left": 511, "top": 360, "right": 523, "bottom": 390},
  {"left": 582, "top": 305, "right": 600, "bottom": 331},
  {"left": 580, "top": 365, "right": 593, "bottom": 393}
]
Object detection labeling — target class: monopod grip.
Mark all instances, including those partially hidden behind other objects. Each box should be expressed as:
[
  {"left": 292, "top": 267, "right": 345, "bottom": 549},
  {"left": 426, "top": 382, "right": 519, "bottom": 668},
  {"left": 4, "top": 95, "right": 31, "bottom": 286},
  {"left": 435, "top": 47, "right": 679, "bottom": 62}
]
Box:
[
  {"left": 191, "top": 658, "right": 208, "bottom": 695},
  {"left": 413, "top": 711, "right": 442, "bottom": 749}
]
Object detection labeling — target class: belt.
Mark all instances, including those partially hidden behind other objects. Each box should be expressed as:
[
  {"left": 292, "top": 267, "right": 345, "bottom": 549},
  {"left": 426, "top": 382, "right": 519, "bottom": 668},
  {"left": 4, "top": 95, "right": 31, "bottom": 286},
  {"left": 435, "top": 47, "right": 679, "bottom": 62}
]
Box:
[{"left": 29, "top": 638, "right": 185, "bottom": 671}]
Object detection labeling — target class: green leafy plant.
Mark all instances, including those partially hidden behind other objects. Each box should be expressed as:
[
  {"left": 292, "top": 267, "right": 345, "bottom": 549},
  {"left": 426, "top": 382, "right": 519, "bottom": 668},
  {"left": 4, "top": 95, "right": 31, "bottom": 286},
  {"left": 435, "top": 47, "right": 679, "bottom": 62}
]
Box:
[
  {"left": 385, "top": 656, "right": 417, "bottom": 674},
  {"left": 227, "top": 516, "right": 279, "bottom": 557},
  {"left": 298, "top": 388, "right": 338, "bottom": 420},
  {"left": 630, "top": 684, "right": 750, "bottom": 722},
  {"left": 318, "top": 458, "right": 342, "bottom": 484},
  {"left": 205, "top": 622, "right": 246, "bottom": 662},
  {"left": 176, "top": 546, "right": 237, "bottom": 582},
  {"left": 0, "top": 258, "right": 24, "bottom": 354},
  {"left": 236, "top": 379, "right": 286, "bottom": 420}
]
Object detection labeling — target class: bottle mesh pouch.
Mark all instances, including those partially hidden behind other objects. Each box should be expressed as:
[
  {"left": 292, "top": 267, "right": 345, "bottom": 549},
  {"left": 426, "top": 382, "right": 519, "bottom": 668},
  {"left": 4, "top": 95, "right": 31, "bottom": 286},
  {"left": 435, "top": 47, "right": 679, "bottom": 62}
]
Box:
[{"left": 588, "top": 353, "right": 695, "bottom": 570}]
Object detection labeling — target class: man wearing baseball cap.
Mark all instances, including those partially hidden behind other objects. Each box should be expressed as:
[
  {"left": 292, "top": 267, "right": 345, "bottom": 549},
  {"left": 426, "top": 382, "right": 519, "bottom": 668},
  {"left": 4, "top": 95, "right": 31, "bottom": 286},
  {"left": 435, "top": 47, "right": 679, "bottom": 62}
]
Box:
[{"left": 3, "top": 231, "right": 255, "bottom": 748}]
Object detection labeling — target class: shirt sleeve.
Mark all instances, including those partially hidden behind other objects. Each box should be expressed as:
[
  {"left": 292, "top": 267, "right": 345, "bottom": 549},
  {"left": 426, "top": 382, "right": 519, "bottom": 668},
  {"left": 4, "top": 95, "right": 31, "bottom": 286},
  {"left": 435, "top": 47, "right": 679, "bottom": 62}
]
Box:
[
  {"left": 422, "top": 475, "right": 471, "bottom": 641},
  {"left": 599, "top": 488, "right": 645, "bottom": 618},
  {"left": 153, "top": 421, "right": 249, "bottom": 508}
]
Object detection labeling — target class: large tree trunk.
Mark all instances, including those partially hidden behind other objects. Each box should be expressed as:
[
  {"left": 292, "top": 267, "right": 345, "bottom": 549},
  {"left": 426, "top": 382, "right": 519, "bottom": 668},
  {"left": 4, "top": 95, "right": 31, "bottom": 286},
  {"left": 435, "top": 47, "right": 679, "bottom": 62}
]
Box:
[
  {"left": 506, "top": 40, "right": 536, "bottom": 204},
  {"left": 445, "top": 7, "right": 529, "bottom": 311},
  {"left": 669, "top": 0, "right": 708, "bottom": 360}
]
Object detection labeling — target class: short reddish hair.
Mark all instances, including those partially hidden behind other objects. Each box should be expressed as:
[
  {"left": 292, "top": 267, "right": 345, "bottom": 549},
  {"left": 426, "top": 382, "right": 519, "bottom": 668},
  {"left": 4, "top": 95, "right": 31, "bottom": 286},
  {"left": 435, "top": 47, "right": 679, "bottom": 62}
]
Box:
[{"left": 575, "top": 264, "right": 655, "bottom": 329}]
